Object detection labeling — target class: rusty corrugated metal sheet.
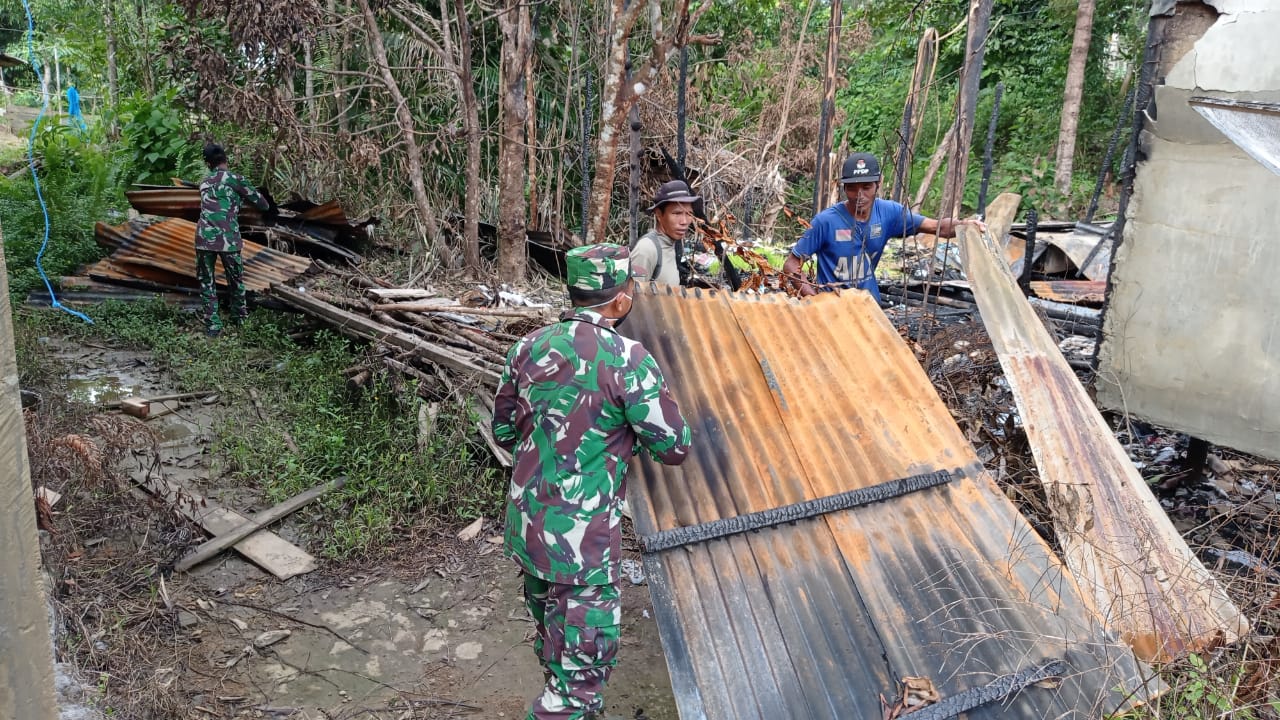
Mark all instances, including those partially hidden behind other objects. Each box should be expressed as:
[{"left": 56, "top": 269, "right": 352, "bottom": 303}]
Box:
[
  {"left": 622, "top": 285, "right": 1153, "bottom": 719},
  {"left": 1029, "top": 280, "right": 1106, "bottom": 304},
  {"left": 124, "top": 188, "right": 267, "bottom": 225},
  {"left": 91, "top": 218, "right": 311, "bottom": 292}
]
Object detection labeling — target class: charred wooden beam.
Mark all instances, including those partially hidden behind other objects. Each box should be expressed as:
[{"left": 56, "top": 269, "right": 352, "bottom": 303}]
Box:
[{"left": 958, "top": 192, "right": 1247, "bottom": 662}]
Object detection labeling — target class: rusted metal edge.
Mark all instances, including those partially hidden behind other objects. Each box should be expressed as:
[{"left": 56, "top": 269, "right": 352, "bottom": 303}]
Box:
[{"left": 640, "top": 469, "right": 959, "bottom": 553}]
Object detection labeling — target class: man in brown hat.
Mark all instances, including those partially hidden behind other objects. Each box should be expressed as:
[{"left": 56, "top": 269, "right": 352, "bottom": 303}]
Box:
[{"left": 631, "top": 180, "right": 700, "bottom": 286}]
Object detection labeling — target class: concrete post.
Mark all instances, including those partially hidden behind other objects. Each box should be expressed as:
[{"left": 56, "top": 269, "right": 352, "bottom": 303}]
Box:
[{"left": 0, "top": 241, "right": 59, "bottom": 719}]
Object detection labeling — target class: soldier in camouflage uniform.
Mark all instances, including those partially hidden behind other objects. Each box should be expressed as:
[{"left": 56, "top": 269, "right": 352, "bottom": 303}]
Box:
[
  {"left": 195, "top": 143, "right": 270, "bottom": 337},
  {"left": 493, "top": 244, "right": 691, "bottom": 720}
]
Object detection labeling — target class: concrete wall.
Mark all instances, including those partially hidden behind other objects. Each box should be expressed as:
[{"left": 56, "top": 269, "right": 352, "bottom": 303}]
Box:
[
  {"left": 1098, "top": 0, "right": 1280, "bottom": 460},
  {"left": 0, "top": 244, "right": 59, "bottom": 718}
]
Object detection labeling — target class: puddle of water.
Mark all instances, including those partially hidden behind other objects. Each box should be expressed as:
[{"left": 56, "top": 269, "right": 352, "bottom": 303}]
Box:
[{"left": 67, "top": 375, "right": 137, "bottom": 405}]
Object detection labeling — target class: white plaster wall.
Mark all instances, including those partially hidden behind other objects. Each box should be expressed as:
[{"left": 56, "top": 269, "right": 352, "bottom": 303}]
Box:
[{"left": 1097, "top": 0, "right": 1280, "bottom": 459}]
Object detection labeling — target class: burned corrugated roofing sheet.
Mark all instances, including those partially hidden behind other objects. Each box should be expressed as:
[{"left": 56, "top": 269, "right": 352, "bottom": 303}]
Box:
[
  {"left": 91, "top": 218, "right": 311, "bottom": 292},
  {"left": 124, "top": 188, "right": 268, "bottom": 226},
  {"left": 622, "top": 285, "right": 1153, "bottom": 719}
]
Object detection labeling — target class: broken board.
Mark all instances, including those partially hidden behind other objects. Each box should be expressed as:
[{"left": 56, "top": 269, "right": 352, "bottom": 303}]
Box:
[
  {"left": 958, "top": 193, "right": 1246, "bottom": 662},
  {"left": 132, "top": 470, "right": 316, "bottom": 580}
]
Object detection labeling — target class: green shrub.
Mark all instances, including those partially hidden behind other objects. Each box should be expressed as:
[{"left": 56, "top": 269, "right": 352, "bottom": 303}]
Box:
[{"left": 0, "top": 119, "right": 127, "bottom": 300}]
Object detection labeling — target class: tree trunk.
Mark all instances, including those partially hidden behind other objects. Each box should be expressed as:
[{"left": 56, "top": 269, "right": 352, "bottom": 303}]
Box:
[
  {"left": 526, "top": 55, "right": 538, "bottom": 229},
  {"left": 105, "top": 0, "right": 119, "bottom": 108},
  {"left": 389, "top": 1, "right": 482, "bottom": 274},
  {"left": 304, "top": 39, "right": 316, "bottom": 127},
  {"left": 1053, "top": 0, "right": 1097, "bottom": 195},
  {"left": 448, "top": 0, "right": 482, "bottom": 274},
  {"left": 584, "top": 0, "right": 707, "bottom": 246},
  {"left": 335, "top": 0, "right": 351, "bottom": 136},
  {"left": 53, "top": 48, "right": 61, "bottom": 114},
  {"left": 357, "top": 0, "right": 441, "bottom": 248},
  {"left": 496, "top": 0, "right": 533, "bottom": 281},
  {"left": 813, "top": 0, "right": 842, "bottom": 215},
  {"left": 939, "top": 0, "right": 993, "bottom": 219}
]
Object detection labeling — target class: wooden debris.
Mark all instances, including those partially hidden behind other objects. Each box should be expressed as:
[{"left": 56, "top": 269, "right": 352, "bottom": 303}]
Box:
[
  {"left": 120, "top": 398, "right": 151, "bottom": 419},
  {"left": 174, "top": 477, "right": 346, "bottom": 572},
  {"left": 271, "top": 285, "right": 503, "bottom": 387},
  {"left": 471, "top": 393, "right": 513, "bottom": 467},
  {"left": 457, "top": 517, "right": 484, "bottom": 542},
  {"left": 417, "top": 401, "right": 440, "bottom": 453},
  {"left": 1030, "top": 280, "right": 1106, "bottom": 305},
  {"left": 958, "top": 192, "right": 1247, "bottom": 662},
  {"left": 132, "top": 470, "right": 317, "bottom": 579},
  {"left": 34, "top": 486, "right": 61, "bottom": 507},
  {"left": 372, "top": 301, "right": 544, "bottom": 318},
  {"left": 364, "top": 287, "right": 438, "bottom": 301},
  {"left": 108, "top": 390, "right": 215, "bottom": 411}
]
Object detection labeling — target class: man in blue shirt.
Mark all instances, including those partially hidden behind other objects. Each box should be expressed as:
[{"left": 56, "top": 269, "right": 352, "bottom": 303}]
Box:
[{"left": 782, "top": 152, "right": 981, "bottom": 300}]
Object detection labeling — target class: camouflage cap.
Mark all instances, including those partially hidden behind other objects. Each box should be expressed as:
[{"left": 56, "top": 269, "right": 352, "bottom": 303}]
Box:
[{"left": 565, "top": 244, "right": 631, "bottom": 291}]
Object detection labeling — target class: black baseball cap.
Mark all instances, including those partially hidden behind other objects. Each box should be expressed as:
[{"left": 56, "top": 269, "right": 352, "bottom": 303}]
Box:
[
  {"left": 840, "top": 152, "right": 881, "bottom": 184},
  {"left": 648, "top": 180, "right": 701, "bottom": 211}
]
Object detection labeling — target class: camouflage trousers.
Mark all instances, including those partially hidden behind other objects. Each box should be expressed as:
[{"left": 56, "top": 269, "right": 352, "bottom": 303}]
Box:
[
  {"left": 195, "top": 249, "right": 247, "bottom": 332},
  {"left": 523, "top": 574, "right": 621, "bottom": 720}
]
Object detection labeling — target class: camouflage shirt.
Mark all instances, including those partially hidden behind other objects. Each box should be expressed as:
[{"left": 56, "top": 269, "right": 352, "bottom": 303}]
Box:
[
  {"left": 494, "top": 307, "right": 691, "bottom": 586},
  {"left": 196, "top": 169, "right": 269, "bottom": 252}
]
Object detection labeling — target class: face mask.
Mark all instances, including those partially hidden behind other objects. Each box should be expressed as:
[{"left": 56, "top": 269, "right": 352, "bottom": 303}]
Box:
[{"left": 613, "top": 293, "right": 634, "bottom": 329}]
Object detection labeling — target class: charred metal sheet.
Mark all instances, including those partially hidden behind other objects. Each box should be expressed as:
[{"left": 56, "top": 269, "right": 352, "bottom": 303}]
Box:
[
  {"left": 1191, "top": 96, "right": 1280, "bottom": 177},
  {"left": 91, "top": 219, "right": 311, "bottom": 292},
  {"left": 125, "top": 188, "right": 268, "bottom": 226},
  {"left": 1029, "top": 280, "right": 1106, "bottom": 305},
  {"left": 623, "top": 284, "right": 1154, "bottom": 719},
  {"left": 1036, "top": 230, "right": 1111, "bottom": 280}
]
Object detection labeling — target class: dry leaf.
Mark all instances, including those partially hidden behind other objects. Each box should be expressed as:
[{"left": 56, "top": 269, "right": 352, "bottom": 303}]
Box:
[
  {"left": 457, "top": 517, "right": 484, "bottom": 542},
  {"left": 252, "top": 630, "right": 291, "bottom": 649}
]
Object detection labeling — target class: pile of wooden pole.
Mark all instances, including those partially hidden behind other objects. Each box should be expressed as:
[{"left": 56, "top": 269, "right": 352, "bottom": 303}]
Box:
[{"left": 270, "top": 281, "right": 552, "bottom": 393}]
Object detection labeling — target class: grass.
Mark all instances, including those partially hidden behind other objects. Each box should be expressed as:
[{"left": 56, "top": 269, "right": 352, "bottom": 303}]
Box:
[{"left": 18, "top": 299, "right": 505, "bottom": 559}]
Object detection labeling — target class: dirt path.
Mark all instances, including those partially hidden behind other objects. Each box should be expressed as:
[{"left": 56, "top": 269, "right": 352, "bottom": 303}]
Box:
[{"left": 56, "top": 336, "right": 678, "bottom": 719}]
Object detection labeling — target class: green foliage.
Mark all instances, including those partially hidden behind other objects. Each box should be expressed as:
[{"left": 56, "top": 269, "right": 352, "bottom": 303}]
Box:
[
  {"left": 1110, "top": 653, "right": 1280, "bottom": 720},
  {"left": 0, "top": 118, "right": 126, "bottom": 299},
  {"left": 839, "top": 0, "right": 1145, "bottom": 217},
  {"left": 38, "top": 299, "right": 505, "bottom": 559},
  {"left": 116, "top": 89, "right": 203, "bottom": 184}
]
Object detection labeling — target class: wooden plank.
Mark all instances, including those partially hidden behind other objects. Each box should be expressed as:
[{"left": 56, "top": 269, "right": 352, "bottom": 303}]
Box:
[
  {"left": 0, "top": 240, "right": 61, "bottom": 719},
  {"left": 364, "top": 287, "right": 438, "bottom": 301},
  {"left": 958, "top": 192, "right": 1247, "bottom": 662},
  {"left": 133, "top": 471, "right": 317, "bottom": 579},
  {"left": 175, "top": 477, "right": 345, "bottom": 572},
  {"left": 271, "top": 285, "right": 501, "bottom": 387},
  {"left": 372, "top": 301, "right": 543, "bottom": 318},
  {"left": 1029, "top": 280, "right": 1106, "bottom": 305}
]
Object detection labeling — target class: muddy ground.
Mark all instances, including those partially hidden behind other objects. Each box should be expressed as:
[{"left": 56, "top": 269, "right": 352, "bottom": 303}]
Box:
[{"left": 44, "top": 336, "right": 677, "bottom": 720}]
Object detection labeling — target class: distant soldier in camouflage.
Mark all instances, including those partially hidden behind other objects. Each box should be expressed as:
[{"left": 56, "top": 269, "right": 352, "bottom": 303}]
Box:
[
  {"left": 493, "top": 244, "right": 691, "bottom": 720},
  {"left": 196, "top": 143, "right": 270, "bottom": 337}
]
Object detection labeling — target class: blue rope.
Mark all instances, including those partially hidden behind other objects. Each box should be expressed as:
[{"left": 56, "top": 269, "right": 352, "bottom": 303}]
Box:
[{"left": 21, "top": 0, "right": 91, "bottom": 323}]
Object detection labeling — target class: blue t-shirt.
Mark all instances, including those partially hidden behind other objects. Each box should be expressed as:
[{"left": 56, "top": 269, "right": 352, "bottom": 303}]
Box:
[{"left": 792, "top": 199, "right": 924, "bottom": 300}]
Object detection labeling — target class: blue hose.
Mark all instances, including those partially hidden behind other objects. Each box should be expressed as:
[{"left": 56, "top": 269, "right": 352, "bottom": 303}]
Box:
[{"left": 21, "top": 0, "right": 91, "bottom": 324}]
